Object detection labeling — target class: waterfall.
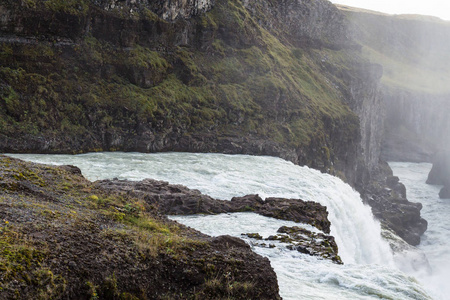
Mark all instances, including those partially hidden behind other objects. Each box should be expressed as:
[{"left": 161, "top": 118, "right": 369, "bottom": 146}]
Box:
[{"left": 7, "top": 152, "right": 432, "bottom": 299}]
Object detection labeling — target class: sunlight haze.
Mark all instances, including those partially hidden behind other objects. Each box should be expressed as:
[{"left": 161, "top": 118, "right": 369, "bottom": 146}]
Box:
[{"left": 330, "top": 0, "right": 450, "bottom": 20}]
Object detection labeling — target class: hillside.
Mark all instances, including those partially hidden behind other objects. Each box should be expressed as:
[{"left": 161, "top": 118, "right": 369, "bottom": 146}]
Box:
[
  {"left": 0, "top": 0, "right": 383, "bottom": 183},
  {"left": 338, "top": 5, "right": 450, "bottom": 161}
]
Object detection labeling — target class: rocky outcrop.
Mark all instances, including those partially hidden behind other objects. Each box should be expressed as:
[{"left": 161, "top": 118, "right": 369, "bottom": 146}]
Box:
[
  {"left": 244, "top": 226, "right": 342, "bottom": 264},
  {"left": 427, "top": 151, "right": 450, "bottom": 185},
  {"left": 362, "top": 163, "right": 428, "bottom": 245},
  {"left": 242, "top": 0, "right": 353, "bottom": 49},
  {"left": 231, "top": 195, "right": 331, "bottom": 233},
  {"left": 427, "top": 150, "right": 450, "bottom": 198},
  {"left": 97, "top": 0, "right": 214, "bottom": 21},
  {"left": 96, "top": 178, "right": 342, "bottom": 263},
  {"left": 96, "top": 179, "right": 331, "bottom": 233},
  {"left": 439, "top": 184, "right": 450, "bottom": 198},
  {"left": 0, "top": 155, "right": 281, "bottom": 299}
]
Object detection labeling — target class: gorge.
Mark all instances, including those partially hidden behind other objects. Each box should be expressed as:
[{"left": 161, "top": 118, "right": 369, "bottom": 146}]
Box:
[{"left": 1, "top": 0, "right": 449, "bottom": 298}]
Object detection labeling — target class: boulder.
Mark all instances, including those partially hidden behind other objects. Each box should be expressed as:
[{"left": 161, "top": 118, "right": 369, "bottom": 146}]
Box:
[
  {"left": 427, "top": 150, "right": 450, "bottom": 185},
  {"left": 363, "top": 163, "right": 428, "bottom": 246},
  {"left": 439, "top": 182, "right": 450, "bottom": 199},
  {"left": 244, "top": 226, "right": 342, "bottom": 264}
]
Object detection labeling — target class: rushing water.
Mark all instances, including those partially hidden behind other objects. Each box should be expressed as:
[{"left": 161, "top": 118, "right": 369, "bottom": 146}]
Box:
[
  {"left": 6, "top": 152, "right": 435, "bottom": 299},
  {"left": 390, "top": 162, "right": 450, "bottom": 300}
]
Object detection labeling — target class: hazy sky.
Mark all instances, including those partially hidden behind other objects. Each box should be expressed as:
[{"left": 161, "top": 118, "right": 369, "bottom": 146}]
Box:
[{"left": 330, "top": 0, "right": 450, "bottom": 21}]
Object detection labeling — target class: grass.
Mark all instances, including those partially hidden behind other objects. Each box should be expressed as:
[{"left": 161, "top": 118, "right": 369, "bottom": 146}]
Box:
[
  {"left": 341, "top": 7, "right": 450, "bottom": 94},
  {"left": 0, "top": 155, "right": 218, "bottom": 298},
  {"left": 0, "top": 0, "right": 366, "bottom": 176},
  {"left": 362, "top": 46, "right": 450, "bottom": 94}
]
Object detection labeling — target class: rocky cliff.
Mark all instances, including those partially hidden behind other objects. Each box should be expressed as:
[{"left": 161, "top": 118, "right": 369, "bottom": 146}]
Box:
[
  {"left": 0, "top": 0, "right": 368, "bottom": 181},
  {"left": 339, "top": 5, "right": 450, "bottom": 162},
  {"left": 382, "top": 88, "right": 450, "bottom": 162},
  {"left": 0, "top": 0, "right": 428, "bottom": 244}
]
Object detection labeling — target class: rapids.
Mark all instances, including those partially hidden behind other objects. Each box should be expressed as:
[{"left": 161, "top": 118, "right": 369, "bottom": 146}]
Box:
[
  {"left": 390, "top": 162, "right": 450, "bottom": 300},
  {"left": 6, "top": 152, "right": 435, "bottom": 299}
]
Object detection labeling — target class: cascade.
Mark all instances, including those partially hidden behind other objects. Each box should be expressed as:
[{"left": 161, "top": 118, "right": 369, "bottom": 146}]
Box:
[{"left": 7, "top": 153, "right": 432, "bottom": 299}]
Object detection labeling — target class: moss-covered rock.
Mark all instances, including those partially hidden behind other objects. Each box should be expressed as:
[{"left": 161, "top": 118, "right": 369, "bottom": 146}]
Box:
[
  {"left": 0, "top": 0, "right": 370, "bottom": 182},
  {"left": 0, "top": 155, "right": 281, "bottom": 299}
]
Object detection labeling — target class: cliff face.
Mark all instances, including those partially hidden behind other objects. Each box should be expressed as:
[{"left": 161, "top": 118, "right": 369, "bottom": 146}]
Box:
[
  {"left": 0, "top": 0, "right": 364, "bottom": 180},
  {"left": 382, "top": 88, "right": 450, "bottom": 162},
  {"left": 340, "top": 5, "right": 450, "bottom": 162},
  {"left": 242, "top": 0, "right": 352, "bottom": 49}
]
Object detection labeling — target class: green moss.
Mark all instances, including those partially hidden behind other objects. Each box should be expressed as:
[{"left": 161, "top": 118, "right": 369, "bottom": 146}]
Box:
[
  {"left": 88, "top": 195, "right": 99, "bottom": 201},
  {"left": 142, "top": 8, "right": 162, "bottom": 22},
  {"left": 0, "top": 229, "right": 65, "bottom": 298},
  {"left": 100, "top": 273, "right": 119, "bottom": 299},
  {"left": 0, "top": 0, "right": 362, "bottom": 173},
  {"left": 22, "top": 0, "right": 38, "bottom": 9},
  {"left": 44, "top": 0, "right": 88, "bottom": 16},
  {"left": 0, "top": 45, "right": 13, "bottom": 60},
  {"left": 127, "top": 46, "right": 169, "bottom": 71},
  {"left": 1, "top": 86, "right": 20, "bottom": 116},
  {"left": 124, "top": 215, "right": 171, "bottom": 234}
]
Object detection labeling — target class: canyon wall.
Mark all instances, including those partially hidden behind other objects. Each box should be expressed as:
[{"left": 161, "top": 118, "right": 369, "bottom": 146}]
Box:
[
  {"left": 0, "top": 0, "right": 366, "bottom": 181},
  {"left": 340, "top": 5, "right": 450, "bottom": 162},
  {"left": 382, "top": 88, "right": 450, "bottom": 162}
]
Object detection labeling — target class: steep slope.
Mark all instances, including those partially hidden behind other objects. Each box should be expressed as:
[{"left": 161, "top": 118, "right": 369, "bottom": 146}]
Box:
[
  {"left": 339, "top": 5, "right": 450, "bottom": 162},
  {"left": 0, "top": 0, "right": 373, "bottom": 182}
]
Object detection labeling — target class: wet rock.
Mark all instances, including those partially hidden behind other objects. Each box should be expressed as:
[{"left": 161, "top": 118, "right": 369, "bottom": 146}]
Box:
[
  {"left": 246, "top": 226, "right": 342, "bottom": 264},
  {"left": 212, "top": 235, "right": 250, "bottom": 250},
  {"left": 231, "top": 195, "right": 331, "bottom": 234},
  {"left": 439, "top": 182, "right": 450, "bottom": 199},
  {"left": 242, "top": 233, "right": 263, "bottom": 240},
  {"left": 362, "top": 162, "right": 427, "bottom": 246},
  {"left": 96, "top": 179, "right": 331, "bottom": 233},
  {"left": 427, "top": 150, "right": 450, "bottom": 185},
  {"left": 386, "top": 175, "right": 406, "bottom": 198},
  {"left": 427, "top": 150, "right": 450, "bottom": 199}
]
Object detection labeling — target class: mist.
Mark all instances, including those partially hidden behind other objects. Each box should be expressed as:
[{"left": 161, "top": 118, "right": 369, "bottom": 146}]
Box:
[{"left": 338, "top": 5, "right": 450, "bottom": 161}]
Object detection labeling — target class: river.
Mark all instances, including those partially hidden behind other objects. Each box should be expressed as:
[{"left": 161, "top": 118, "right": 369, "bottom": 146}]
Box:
[
  {"left": 6, "top": 153, "right": 442, "bottom": 299},
  {"left": 390, "top": 162, "right": 449, "bottom": 300}
]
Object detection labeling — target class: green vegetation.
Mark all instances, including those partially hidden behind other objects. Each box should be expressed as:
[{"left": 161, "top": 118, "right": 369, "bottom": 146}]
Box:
[
  {"left": 0, "top": 155, "right": 278, "bottom": 299},
  {"left": 44, "top": 0, "right": 89, "bottom": 16},
  {"left": 0, "top": 221, "right": 66, "bottom": 299},
  {"left": 341, "top": 7, "right": 450, "bottom": 94},
  {"left": 1, "top": 0, "right": 362, "bottom": 171},
  {"left": 362, "top": 46, "right": 450, "bottom": 93}
]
